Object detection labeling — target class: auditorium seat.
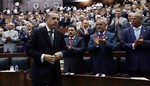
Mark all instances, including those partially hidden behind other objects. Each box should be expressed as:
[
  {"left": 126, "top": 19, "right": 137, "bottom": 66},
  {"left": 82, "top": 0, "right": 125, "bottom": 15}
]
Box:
[
  {"left": 119, "top": 57, "right": 127, "bottom": 74},
  {"left": 113, "top": 57, "right": 119, "bottom": 74},
  {"left": 10, "top": 57, "right": 30, "bottom": 71},
  {"left": 83, "top": 57, "right": 92, "bottom": 73},
  {"left": 0, "top": 57, "right": 9, "bottom": 70}
]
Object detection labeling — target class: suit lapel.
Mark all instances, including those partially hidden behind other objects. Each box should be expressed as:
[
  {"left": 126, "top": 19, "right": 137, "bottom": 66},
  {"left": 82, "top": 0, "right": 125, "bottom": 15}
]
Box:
[
  {"left": 140, "top": 26, "right": 146, "bottom": 38},
  {"left": 130, "top": 27, "right": 136, "bottom": 41},
  {"left": 53, "top": 30, "right": 57, "bottom": 48},
  {"left": 72, "top": 36, "right": 78, "bottom": 46},
  {"left": 65, "top": 37, "right": 70, "bottom": 45}
]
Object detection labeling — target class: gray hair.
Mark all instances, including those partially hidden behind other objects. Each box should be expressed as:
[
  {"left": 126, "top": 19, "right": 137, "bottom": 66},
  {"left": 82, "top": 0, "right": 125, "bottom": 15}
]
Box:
[
  {"left": 96, "top": 18, "right": 108, "bottom": 25},
  {"left": 131, "top": 12, "right": 142, "bottom": 19}
]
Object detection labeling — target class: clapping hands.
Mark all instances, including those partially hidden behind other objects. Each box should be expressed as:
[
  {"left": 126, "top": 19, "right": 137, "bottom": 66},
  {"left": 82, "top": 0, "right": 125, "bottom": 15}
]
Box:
[
  {"left": 134, "top": 36, "right": 144, "bottom": 47},
  {"left": 93, "top": 35, "right": 106, "bottom": 45}
]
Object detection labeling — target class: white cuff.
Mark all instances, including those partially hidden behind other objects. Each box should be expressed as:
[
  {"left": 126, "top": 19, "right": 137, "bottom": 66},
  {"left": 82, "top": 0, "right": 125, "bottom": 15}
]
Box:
[
  {"left": 132, "top": 43, "right": 135, "bottom": 49},
  {"left": 41, "top": 54, "right": 45, "bottom": 62},
  {"left": 60, "top": 52, "right": 63, "bottom": 59}
]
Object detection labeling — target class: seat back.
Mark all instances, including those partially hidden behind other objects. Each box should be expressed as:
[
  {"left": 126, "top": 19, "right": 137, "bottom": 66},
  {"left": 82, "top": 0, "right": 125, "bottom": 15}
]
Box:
[
  {"left": 10, "top": 57, "right": 30, "bottom": 71},
  {"left": 0, "top": 57, "right": 9, "bottom": 70},
  {"left": 83, "top": 57, "right": 92, "bottom": 73}
]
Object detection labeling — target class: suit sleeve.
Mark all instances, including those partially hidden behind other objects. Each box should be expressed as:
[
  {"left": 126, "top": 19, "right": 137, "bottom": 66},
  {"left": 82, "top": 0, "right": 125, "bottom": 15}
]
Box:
[
  {"left": 121, "top": 30, "right": 133, "bottom": 50},
  {"left": 25, "top": 30, "right": 42, "bottom": 63},
  {"left": 87, "top": 35, "right": 99, "bottom": 52},
  {"left": 69, "top": 38, "right": 85, "bottom": 55}
]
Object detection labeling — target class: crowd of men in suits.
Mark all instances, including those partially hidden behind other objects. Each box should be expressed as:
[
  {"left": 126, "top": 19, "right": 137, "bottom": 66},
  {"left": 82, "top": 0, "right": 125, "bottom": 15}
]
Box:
[{"left": 0, "top": 0, "right": 150, "bottom": 77}]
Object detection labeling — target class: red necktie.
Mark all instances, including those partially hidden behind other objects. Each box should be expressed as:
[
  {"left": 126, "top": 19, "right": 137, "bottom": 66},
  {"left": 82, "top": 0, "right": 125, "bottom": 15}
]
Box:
[{"left": 69, "top": 38, "right": 73, "bottom": 45}]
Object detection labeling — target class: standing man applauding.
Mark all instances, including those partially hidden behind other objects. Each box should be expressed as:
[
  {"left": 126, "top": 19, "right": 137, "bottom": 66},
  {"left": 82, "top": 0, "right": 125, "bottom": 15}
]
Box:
[{"left": 121, "top": 13, "right": 150, "bottom": 77}]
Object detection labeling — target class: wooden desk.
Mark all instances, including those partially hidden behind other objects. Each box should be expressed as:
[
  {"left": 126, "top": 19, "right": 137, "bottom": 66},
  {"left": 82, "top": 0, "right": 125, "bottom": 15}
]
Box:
[
  {"left": 62, "top": 74, "right": 150, "bottom": 86},
  {"left": 0, "top": 71, "right": 25, "bottom": 86}
]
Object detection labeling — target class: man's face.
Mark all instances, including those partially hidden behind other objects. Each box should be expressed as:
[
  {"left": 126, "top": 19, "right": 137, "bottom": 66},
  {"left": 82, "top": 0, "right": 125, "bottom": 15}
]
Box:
[
  {"left": 47, "top": 13, "right": 59, "bottom": 29},
  {"left": 7, "top": 23, "right": 15, "bottom": 30},
  {"left": 83, "top": 21, "right": 89, "bottom": 29},
  {"left": 68, "top": 27, "right": 76, "bottom": 37},
  {"left": 130, "top": 15, "right": 142, "bottom": 27},
  {"left": 26, "top": 24, "right": 33, "bottom": 31},
  {"left": 96, "top": 21, "right": 106, "bottom": 32}
]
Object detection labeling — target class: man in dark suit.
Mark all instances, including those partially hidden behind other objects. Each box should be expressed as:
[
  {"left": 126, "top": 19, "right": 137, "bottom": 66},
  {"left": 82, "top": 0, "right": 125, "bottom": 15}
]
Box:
[
  {"left": 121, "top": 13, "right": 150, "bottom": 76},
  {"left": 20, "top": 22, "right": 33, "bottom": 52},
  {"left": 87, "top": 18, "right": 116, "bottom": 75},
  {"left": 61, "top": 13, "right": 71, "bottom": 28},
  {"left": 64, "top": 25, "right": 85, "bottom": 74},
  {"left": 25, "top": 12, "right": 67, "bottom": 86},
  {"left": 77, "top": 20, "right": 95, "bottom": 48}
]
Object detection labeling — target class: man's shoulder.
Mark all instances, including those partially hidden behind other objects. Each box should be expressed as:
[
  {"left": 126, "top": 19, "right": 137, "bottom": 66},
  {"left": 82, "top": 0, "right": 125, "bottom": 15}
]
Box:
[{"left": 33, "top": 27, "right": 46, "bottom": 32}]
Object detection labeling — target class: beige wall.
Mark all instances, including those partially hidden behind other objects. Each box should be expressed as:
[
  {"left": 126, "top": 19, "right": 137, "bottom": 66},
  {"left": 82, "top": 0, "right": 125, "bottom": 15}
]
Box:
[{"left": 3, "top": 0, "right": 63, "bottom": 13}]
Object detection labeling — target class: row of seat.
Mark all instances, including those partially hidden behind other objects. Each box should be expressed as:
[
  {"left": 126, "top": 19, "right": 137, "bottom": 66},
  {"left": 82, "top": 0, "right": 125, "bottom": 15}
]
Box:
[
  {"left": 83, "top": 57, "right": 127, "bottom": 74},
  {"left": 0, "top": 57, "right": 30, "bottom": 71},
  {"left": 0, "top": 56, "right": 127, "bottom": 75}
]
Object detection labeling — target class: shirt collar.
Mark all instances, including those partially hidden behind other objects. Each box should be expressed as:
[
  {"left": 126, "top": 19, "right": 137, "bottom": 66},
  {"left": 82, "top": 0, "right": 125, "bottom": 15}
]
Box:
[
  {"left": 98, "top": 30, "right": 106, "bottom": 35},
  {"left": 133, "top": 25, "right": 142, "bottom": 30},
  {"left": 46, "top": 24, "right": 54, "bottom": 32},
  {"left": 69, "top": 36, "right": 75, "bottom": 40}
]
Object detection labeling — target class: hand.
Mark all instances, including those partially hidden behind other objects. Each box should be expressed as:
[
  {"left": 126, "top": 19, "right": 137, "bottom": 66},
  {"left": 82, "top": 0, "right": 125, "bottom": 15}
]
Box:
[
  {"left": 80, "top": 23, "right": 84, "bottom": 28},
  {"left": 115, "top": 17, "right": 119, "bottom": 25},
  {"left": 67, "top": 45, "right": 72, "bottom": 49},
  {"left": 134, "top": 36, "right": 144, "bottom": 47},
  {"left": 93, "top": 35, "right": 100, "bottom": 45},
  {"left": 26, "top": 31, "right": 30, "bottom": 37},
  {"left": 99, "top": 38, "right": 106, "bottom": 44},
  {"left": 54, "top": 52, "right": 62, "bottom": 61},
  {"left": 43, "top": 54, "right": 55, "bottom": 64},
  {"left": 6, "top": 36, "right": 11, "bottom": 41}
]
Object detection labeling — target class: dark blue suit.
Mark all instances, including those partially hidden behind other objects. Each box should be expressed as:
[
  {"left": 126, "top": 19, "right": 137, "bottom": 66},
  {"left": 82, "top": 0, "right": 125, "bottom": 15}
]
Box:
[
  {"left": 25, "top": 27, "right": 67, "bottom": 86},
  {"left": 64, "top": 36, "right": 85, "bottom": 73},
  {"left": 121, "top": 25, "right": 150, "bottom": 73},
  {"left": 20, "top": 29, "right": 32, "bottom": 52},
  {"left": 87, "top": 31, "right": 116, "bottom": 75}
]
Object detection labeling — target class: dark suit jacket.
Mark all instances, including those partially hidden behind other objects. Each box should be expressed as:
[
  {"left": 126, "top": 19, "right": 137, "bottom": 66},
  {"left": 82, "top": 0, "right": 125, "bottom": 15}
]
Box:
[
  {"left": 87, "top": 31, "right": 116, "bottom": 75},
  {"left": 20, "top": 29, "right": 32, "bottom": 52},
  {"left": 64, "top": 35, "right": 85, "bottom": 73},
  {"left": 121, "top": 25, "right": 150, "bottom": 72},
  {"left": 25, "top": 27, "right": 67, "bottom": 84},
  {"left": 77, "top": 28, "right": 95, "bottom": 48},
  {"left": 61, "top": 18, "right": 71, "bottom": 27}
]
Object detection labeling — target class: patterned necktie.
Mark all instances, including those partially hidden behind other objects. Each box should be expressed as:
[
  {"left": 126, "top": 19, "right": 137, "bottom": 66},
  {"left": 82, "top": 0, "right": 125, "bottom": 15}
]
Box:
[
  {"left": 49, "top": 31, "right": 53, "bottom": 46},
  {"left": 69, "top": 37, "right": 73, "bottom": 45},
  {"left": 99, "top": 32, "right": 103, "bottom": 39}
]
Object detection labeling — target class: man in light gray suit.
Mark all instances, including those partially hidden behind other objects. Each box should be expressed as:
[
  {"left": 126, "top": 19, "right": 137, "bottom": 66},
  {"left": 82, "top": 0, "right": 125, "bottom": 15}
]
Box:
[
  {"left": 109, "top": 8, "right": 130, "bottom": 42},
  {"left": 1, "top": 22, "right": 19, "bottom": 53}
]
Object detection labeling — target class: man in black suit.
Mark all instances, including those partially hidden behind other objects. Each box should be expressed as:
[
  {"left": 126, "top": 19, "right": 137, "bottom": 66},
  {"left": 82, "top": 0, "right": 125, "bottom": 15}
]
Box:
[
  {"left": 25, "top": 12, "right": 67, "bottom": 86},
  {"left": 64, "top": 25, "right": 85, "bottom": 74}
]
